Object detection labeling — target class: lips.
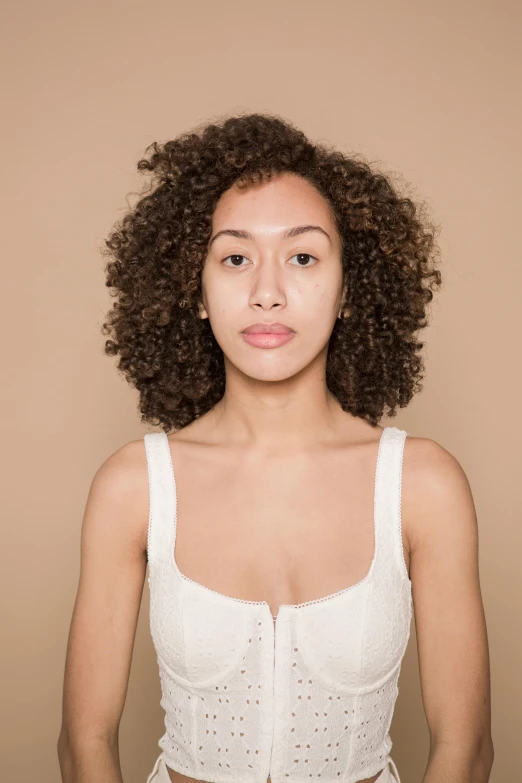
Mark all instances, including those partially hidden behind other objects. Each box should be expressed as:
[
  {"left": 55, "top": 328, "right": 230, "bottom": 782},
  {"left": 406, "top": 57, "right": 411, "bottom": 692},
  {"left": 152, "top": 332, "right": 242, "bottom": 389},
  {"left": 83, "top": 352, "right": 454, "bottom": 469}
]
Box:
[{"left": 242, "top": 322, "right": 294, "bottom": 334}]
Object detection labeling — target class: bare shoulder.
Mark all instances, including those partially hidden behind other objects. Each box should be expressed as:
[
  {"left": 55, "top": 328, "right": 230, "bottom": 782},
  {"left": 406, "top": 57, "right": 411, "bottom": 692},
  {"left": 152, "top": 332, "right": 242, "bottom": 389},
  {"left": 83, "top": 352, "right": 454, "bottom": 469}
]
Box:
[
  {"left": 400, "top": 434, "right": 492, "bottom": 752},
  {"left": 59, "top": 436, "right": 151, "bottom": 742},
  {"left": 87, "top": 436, "right": 150, "bottom": 556},
  {"left": 402, "top": 433, "right": 478, "bottom": 559}
]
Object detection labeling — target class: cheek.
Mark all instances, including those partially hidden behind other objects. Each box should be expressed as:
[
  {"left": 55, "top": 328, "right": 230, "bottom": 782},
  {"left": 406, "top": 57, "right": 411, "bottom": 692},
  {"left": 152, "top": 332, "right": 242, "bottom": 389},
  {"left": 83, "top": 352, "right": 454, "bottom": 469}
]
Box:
[
  {"left": 203, "top": 272, "right": 239, "bottom": 313},
  {"left": 206, "top": 288, "right": 247, "bottom": 334},
  {"left": 300, "top": 283, "right": 335, "bottom": 314}
]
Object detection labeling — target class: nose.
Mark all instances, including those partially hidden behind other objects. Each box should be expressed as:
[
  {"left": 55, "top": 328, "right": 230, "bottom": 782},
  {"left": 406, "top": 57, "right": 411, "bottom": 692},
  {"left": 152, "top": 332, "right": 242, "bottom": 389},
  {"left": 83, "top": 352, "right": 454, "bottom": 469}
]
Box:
[{"left": 248, "top": 257, "right": 287, "bottom": 311}]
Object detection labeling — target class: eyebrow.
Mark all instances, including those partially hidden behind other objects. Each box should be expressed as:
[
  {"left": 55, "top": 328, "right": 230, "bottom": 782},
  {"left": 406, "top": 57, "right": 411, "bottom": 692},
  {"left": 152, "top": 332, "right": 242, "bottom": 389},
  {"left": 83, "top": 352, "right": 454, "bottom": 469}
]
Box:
[{"left": 208, "top": 224, "right": 332, "bottom": 247}]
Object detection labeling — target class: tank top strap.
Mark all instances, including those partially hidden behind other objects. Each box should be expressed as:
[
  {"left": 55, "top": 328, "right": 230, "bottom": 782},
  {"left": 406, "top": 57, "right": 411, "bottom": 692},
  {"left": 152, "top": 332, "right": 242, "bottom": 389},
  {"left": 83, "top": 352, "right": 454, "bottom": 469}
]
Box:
[
  {"left": 143, "top": 431, "right": 177, "bottom": 564},
  {"left": 374, "top": 426, "right": 409, "bottom": 580}
]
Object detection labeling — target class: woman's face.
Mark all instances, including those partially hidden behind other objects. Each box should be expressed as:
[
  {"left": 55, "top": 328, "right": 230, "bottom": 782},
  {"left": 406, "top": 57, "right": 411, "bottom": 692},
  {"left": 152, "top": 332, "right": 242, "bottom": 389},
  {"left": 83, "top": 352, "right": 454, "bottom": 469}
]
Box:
[{"left": 199, "top": 171, "right": 346, "bottom": 383}]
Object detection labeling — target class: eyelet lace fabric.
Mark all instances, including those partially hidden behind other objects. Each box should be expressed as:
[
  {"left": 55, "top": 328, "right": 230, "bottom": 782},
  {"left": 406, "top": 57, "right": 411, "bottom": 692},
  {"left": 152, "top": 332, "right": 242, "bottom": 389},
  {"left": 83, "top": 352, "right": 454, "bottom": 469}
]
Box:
[{"left": 144, "top": 426, "right": 412, "bottom": 783}]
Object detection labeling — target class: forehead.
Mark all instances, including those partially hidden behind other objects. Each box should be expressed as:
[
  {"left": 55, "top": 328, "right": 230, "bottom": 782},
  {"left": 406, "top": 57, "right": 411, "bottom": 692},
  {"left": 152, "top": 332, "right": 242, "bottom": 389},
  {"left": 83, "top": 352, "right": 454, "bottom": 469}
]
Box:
[{"left": 211, "top": 172, "right": 335, "bottom": 229}]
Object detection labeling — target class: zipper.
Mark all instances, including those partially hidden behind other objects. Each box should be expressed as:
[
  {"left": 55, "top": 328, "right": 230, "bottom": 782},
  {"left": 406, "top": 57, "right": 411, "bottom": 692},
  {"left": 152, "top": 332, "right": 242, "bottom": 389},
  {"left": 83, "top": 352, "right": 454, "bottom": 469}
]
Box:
[{"left": 267, "top": 612, "right": 277, "bottom": 781}]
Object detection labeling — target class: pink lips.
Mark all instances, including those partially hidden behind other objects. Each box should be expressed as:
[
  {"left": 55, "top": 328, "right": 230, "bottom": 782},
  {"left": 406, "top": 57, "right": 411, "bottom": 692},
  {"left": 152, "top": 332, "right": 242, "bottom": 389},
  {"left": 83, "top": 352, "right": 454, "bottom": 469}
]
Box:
[{"left": 241, "top": 322, "right": 295, "bottom": 349}]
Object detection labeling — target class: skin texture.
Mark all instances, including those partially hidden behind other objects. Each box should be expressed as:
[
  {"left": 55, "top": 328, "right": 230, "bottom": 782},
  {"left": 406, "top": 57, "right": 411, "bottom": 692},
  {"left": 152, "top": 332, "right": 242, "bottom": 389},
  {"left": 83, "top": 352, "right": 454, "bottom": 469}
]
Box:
[
  {"left": 58, "top": 173, "right": 493, "bottom": 783},
  {"left": 198, "top": 172, "right": 347, "bottom": 408}
]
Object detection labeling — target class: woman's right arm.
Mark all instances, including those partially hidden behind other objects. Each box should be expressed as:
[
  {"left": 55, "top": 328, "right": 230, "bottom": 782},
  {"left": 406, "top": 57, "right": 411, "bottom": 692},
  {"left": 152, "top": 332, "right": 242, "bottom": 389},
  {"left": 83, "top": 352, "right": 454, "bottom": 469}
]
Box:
[{"left": 57, "top": 439, "right": 149, "bottom": 783}]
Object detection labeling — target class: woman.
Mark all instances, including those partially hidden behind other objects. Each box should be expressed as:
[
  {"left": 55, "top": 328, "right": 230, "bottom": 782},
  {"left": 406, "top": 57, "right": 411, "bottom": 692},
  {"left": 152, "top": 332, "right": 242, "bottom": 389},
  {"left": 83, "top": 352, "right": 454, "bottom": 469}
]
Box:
[{"left": 57, "top": 113, "right": 494, "bottom": 783}]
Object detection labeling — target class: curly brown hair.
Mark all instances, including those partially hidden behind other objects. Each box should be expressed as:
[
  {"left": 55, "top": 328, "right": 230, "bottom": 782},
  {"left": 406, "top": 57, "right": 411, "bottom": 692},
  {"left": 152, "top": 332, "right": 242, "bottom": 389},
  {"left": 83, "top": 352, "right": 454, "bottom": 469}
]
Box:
[{"left": 101, "top": 111, "right": 442, "bottom": 433}]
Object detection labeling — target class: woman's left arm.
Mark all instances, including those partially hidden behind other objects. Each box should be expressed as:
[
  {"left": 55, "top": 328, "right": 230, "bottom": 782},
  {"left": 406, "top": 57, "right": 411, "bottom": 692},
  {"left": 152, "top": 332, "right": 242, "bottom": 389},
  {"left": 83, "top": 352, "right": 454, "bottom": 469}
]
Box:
[{"left": 403, "top": 437, "right": 495, "bottom": 783}]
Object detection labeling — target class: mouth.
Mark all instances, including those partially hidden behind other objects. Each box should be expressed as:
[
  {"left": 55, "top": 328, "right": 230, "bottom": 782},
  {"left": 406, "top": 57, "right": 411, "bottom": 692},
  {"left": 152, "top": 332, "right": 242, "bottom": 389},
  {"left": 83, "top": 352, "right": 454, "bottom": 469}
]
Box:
[
  {"left": 241, "top": 329, "right": 294, "bottom": 349},
  {"left": 242, "top": 322, "right": 294, "bottom": 335}
]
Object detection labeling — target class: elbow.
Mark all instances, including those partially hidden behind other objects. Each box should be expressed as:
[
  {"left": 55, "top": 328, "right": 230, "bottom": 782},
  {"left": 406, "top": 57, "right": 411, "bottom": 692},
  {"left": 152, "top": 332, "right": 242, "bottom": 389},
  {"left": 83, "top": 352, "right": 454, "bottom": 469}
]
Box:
[
  {"left": 469, "top": 735, "right": 495, "bottom": 780},
  {"left": 430, "top": 732, "right": 495, "bottom": 778},
  {"left": 57, "top": 729, "right": 73, "bottom": 781},
  {"left": 479, "top": 736, "right": 495, "bottom": 774},
  {"left": 57, "top": 728, "right": 69, "bottom": 758}
]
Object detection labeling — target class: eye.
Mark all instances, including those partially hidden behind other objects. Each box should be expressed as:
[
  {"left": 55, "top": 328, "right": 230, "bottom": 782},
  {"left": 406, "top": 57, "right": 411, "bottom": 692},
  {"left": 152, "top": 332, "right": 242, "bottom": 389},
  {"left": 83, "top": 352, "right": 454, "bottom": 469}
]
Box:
[
  {"left": 288, "top": 253, "right": 317, "bottom": 268},
  {"left": 221, "top": 253, "right": 317, "bottom": 268},
  {"left": 222, "top": 254, "right": 249, "bottom": 267}
]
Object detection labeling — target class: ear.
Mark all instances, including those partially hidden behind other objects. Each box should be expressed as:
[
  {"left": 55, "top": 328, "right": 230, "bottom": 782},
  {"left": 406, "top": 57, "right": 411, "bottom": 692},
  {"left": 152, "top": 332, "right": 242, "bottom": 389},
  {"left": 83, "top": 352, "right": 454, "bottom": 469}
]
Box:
[
  {"left": 337, "top": 282, "right": 349, "bottom": 319},
  {"left": 198, "top": 301, "right": 208, "bottom": 320}
]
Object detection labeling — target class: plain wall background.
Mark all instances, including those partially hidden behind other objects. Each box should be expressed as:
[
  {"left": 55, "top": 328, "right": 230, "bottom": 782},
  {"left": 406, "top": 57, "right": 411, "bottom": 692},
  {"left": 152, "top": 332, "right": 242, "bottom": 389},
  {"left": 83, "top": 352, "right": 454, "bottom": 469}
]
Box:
[{"left": 2, "top": 1, "right": 520, "bottom": 780}]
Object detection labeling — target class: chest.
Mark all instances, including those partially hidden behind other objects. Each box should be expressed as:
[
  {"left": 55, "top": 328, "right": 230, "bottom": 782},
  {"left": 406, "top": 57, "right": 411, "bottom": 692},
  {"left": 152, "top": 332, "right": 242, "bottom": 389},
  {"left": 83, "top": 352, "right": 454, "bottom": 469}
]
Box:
[
  {"left": 171, "top": 444, "right": 381, "bottom": 616},
  {"left": 144, "top": 425, "right": 413, "bottom": 678},
  {"left": 144, "top": 427, "right": 412, "bottom": 782}
]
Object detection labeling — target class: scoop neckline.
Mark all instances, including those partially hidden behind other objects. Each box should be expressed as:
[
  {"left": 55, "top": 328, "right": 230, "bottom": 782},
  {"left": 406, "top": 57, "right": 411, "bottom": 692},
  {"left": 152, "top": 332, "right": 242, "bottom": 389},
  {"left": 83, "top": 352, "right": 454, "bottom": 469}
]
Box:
[{"left": 162, "top": 426, "right": 389, "bottom": 619}]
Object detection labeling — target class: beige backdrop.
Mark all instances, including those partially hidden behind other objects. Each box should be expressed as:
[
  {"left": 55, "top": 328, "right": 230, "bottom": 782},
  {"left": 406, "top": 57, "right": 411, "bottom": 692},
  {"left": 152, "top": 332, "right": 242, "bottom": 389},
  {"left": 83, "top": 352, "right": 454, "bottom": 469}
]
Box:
[{"left": 2, "top": 1, "right": 520, "bottom": 780}]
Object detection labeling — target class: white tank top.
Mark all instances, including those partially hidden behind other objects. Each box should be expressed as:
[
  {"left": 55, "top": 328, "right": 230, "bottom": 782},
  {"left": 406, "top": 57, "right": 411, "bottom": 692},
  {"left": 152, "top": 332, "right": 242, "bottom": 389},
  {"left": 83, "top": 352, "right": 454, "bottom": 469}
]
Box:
[{"left": 144, "top": 425, "right": 412, "bottom": 783}]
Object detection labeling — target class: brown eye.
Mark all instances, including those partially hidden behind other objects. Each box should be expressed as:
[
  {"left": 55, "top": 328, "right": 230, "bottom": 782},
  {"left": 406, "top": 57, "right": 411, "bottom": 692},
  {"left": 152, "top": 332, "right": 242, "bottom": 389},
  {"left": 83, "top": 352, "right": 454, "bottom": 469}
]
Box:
[
  {"left": 289, "top": 253, "right": 317, "bottom": 267},
  {"left": 222, "top": 255, "right": 248, "bottom": 267}
]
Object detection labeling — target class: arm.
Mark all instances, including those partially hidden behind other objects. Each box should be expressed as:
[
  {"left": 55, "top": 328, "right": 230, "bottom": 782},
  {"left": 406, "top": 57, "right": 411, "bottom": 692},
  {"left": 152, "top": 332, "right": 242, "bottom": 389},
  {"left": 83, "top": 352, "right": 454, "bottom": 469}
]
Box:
[
  {"left": 403, "top": 437, "right": 494, "bottom": 783},
  {"left": 57, "top": 439, "right": 149, "bottom": 783}
]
